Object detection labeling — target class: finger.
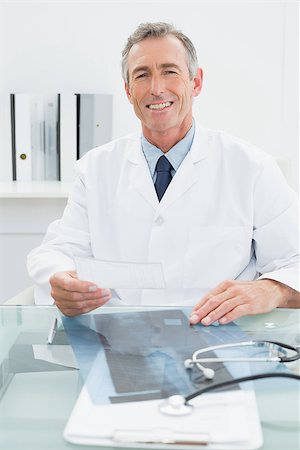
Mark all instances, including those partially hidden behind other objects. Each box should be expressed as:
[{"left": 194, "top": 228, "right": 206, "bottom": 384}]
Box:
[
  {"left": 56, "top": 297, "right": 109, "bottom": 313},
  {"left": 198, "top": 282, "right": 243, "bottom": 319},
  {"left": 192, "top": 280, "right": 236, "bottom": 313},
  {"left": 50, "top": 272, "right": 98, "bottom": 293},
  {"left": 60, "top": 300, "right": 106, "bottom": 317},
  {"left": 190, "top": 281, "right": 237, "bottom": 324},
  {"left": 190, "top": 293, "right": 235, "bottom": 325},
  {"left": 55, "top": 292, "right": 111, "bottom": 315},
  {"left": 51, "top": 286, "right": 111, "bottom": 303},
  {"left": 52, "top": 287, "right": 112, "bottom": 307},
  {"left": 218, "top": 304, "right": 250, "bottom": 324},
  {"left": 189, "top": 294, "right": 219, "bottom": 325},
  {"left": 200, "top": 296, "right": 242, "bottom": 325}
]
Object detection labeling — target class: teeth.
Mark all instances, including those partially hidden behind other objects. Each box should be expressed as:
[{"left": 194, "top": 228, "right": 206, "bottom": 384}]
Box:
[{"left": 148, "top": 102, "right": 172, "bottom": 110}]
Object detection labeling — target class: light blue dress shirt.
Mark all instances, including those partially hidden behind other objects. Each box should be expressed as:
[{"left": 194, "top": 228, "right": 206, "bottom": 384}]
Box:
[{"left": 141, "top": 120, "right": 195, "bottom": 182}]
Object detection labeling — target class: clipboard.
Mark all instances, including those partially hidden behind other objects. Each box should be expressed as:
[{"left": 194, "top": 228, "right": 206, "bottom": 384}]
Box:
[
  {"left": 64, "top": 386, "right": 263, "bottom": 448},
  {"left": 63, "top": 309, "right": 264, "bottom": 449}
]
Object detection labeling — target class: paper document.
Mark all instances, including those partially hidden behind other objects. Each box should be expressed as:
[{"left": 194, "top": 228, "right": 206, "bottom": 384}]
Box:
[{"left": 75, "top": 256, "right": 166, "bottom": 289}]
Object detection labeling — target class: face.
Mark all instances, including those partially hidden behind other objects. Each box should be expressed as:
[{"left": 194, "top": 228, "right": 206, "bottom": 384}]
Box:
[{"left": 125, "top": 35, "right": 203, "bottom": 139}]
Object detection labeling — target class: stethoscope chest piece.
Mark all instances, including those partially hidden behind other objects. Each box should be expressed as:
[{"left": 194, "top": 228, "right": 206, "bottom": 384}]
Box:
[{"left": 159, "top": 395, "right": 193, "bottom": 416}]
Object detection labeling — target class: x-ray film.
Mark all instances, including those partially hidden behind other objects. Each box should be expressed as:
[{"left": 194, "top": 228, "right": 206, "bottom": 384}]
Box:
[{"left": 62, "top": 308, "right": 279, "bottom": 405}]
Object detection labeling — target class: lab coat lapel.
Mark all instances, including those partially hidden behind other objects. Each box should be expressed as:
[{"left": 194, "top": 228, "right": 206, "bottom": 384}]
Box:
[
  {"left": 159, "top": 124, "right": 210, "bottom": 210},
  {"left": 126, "top": 138, "right": 158, "bottom": 210},
  {"left": 125, "top": 125, "right": 210, "bottom": 211}
]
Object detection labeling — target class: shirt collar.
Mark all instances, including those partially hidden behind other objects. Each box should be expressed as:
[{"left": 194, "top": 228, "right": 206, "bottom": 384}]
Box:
[{"left": 141, "top": 119, "right": 195, "bottom": 177}]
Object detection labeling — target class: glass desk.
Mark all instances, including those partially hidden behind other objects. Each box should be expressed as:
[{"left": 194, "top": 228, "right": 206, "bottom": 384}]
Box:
[{"left": 0, "top": 306, "right": 299, "bottom": 450}]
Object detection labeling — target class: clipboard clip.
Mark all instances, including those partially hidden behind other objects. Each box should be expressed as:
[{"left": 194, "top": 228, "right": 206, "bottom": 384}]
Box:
[{"left": 113, "top": 429, "right": 210, "bottom": 446}]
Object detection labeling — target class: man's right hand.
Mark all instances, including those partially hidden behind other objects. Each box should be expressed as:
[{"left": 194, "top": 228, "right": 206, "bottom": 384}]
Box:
[{"left": 49, "top": 271, "right": 111, "bottom": 316}]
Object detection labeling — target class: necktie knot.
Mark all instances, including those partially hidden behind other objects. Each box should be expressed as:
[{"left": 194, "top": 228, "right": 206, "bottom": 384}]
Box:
[
  {"left": 154, "top": 155, "right": 173, "bottom": 201},
  {"left": 156, "top": 155, "right": 173, "bottom": 173}
]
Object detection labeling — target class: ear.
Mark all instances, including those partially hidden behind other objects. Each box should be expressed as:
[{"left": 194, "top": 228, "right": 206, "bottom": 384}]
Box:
[
  {"left": 125, "top": 82, "right": 133, "bottom": 104},
  {"left": 192, "top": 68, "right": 203, "bottom": 98}
]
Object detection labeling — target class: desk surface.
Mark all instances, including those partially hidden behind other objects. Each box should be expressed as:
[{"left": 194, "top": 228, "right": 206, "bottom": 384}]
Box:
[{"left": 0, "top": 306, "right": 299, "bottom": 450}]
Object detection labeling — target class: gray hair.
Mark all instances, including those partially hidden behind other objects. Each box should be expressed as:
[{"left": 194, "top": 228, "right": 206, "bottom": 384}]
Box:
[{"left": 121, "top": 22, "right": 199, "bottom": 84}]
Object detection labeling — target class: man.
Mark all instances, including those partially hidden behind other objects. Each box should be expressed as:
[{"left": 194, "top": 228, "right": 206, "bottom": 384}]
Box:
[{"left": 27, "top": 22, "right": 299, "bottom": 323}]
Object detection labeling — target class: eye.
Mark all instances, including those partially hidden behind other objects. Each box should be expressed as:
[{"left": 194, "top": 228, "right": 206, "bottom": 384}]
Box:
[
  {"left": 164, "top": 70, "right": 177, "bottom": 75},
  {"left": 136, "top": 73, "right": 148, "bottom": 79}
]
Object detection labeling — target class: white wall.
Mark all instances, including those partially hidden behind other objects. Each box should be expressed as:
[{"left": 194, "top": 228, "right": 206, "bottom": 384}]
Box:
[
  {"left": 0, "top": 1, "right": 298, "bottom": 302},
  {"left": 0, "top": 0, "right": 298, "bottom": 189}
]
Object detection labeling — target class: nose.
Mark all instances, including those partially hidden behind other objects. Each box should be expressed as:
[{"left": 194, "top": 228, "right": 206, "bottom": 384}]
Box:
[{"left": 150, "top": 74, "right": 165, "bottom": 96}]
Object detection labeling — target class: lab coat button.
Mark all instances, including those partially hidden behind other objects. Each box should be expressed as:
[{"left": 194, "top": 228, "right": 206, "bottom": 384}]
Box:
[{"left": 155, "top": 216, "right": 164, "bottom": 226}]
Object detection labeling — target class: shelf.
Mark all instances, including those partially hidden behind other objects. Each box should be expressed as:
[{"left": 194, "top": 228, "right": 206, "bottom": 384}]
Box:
[{"left": 0, "top": 181, "right": 73, "bottom": 198}]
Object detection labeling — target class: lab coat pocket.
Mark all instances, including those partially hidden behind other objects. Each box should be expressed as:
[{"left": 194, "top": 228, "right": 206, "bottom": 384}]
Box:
[{"left": 184, "top": 226, "right": 248, "bottom": 289}]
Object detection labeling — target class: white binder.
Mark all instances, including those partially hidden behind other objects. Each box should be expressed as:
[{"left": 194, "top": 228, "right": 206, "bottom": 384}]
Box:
[
  {"left": 14, "top": 93, "right": 32, "bottom": 181},
  {"left": 60, "top": 94, "right": 77, "bottom": 182},
  {"left": 0, "top": 94, "right": 13, "bottom": 181},
  {"left": 44, "top": 94, "right": 59, "bottom": 180},
  {"left": 30, "top": 95, "right": 45, "bottom": 180},
  {"left": 78, "top": 94, "right": 112, "bottom": 158}
]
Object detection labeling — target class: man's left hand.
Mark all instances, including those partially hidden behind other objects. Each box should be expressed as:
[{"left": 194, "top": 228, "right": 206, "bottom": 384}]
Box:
[{"left": 189, "top": 279, "right": 296, "bottom": 326}]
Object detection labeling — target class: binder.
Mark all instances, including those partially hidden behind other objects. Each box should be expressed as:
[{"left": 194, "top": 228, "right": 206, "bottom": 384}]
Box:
[
  {"left": 44, "top": 94, "right": 59, "bottom": 180},
  {"left": 13, "top": 93, "right": 60, "bottom": 181},
  {"left": 78, "top": 94, "right": 113, "bottom": 158},
  {"left": 31, "top": 94, "right": 59, "bottom": 180},
  {"left": 9, "top": 93, "right": 113, "bottom": 182},
  {"left": 30, "top": 95, "right": 45, "bottom": 180},
  {"left": 0, "top": 94, "right": 13, "bottom": 181},
  {"left": 14, "top": 93, "right": 32, "bottom": 181},
  {"left": 60, "top": 94, "right": 77, "bottom": 182}
]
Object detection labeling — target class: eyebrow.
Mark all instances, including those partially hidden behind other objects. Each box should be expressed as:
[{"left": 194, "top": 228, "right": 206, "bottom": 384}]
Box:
[
  {"left": 160, "top": 63, "right": 181, "bottom": 71},
  {"left": 131, "top": 63, "right": 182, "bottom": 77}
]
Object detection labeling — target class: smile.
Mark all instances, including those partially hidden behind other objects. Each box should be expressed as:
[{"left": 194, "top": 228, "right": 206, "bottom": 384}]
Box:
[{"left": 147, "top": 102, "right": 173, "bottom": 110}]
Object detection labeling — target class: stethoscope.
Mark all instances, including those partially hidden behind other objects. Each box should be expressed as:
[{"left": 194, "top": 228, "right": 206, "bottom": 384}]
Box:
[
  {"left": 184, "top": 340, "right": 300, "bottom": 380},
  {"left": 159, "top": 340, "right": 300, "bottom": 416}
]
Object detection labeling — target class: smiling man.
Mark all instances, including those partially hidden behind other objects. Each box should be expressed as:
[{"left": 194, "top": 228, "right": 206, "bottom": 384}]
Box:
[{"left": 28, "top": 22, "right": 299, "bottom": 321}]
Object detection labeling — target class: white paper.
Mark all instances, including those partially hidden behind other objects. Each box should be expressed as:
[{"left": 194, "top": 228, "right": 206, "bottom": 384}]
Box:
[
  {"left": 75, "top": 257, "right": 166, "bottom": 289},
  {"left": 64, "top": 388, "right": 263, "bottom": 449},
  {"left": 32, "top": 345, "right": 79, "bottom": 369}
]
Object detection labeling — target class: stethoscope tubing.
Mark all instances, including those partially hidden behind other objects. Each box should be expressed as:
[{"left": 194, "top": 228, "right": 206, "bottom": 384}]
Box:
[
  {"left": 190, "top": 340, "right": 300, "bottom": 364},
  {"left": 184, "top": 372, "right": 300, "bottom": 403},
  {"left": 190, "top": 357, "right": 281, "bottom": 362}
]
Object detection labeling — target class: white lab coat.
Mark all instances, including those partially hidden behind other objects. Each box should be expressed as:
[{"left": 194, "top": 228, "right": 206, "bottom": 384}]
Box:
[{"left": 27, "top": 122, "right": 299, "bottom": 305}]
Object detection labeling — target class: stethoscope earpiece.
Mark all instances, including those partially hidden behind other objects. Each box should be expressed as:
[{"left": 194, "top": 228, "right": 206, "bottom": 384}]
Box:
[
  {"left": 184, "top": 358, "right": 215, "bottom": 379},
  {"left": 200, "top": 366, "right": 215, "bottom": 380},
  {"left": 184, "top": 358, "right": 194, "bottom": 369}
]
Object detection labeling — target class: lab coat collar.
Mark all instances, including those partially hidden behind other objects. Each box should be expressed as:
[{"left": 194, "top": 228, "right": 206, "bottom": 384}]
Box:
[{"left": 126, "top": 122, "right": 210, "bottom": 210}]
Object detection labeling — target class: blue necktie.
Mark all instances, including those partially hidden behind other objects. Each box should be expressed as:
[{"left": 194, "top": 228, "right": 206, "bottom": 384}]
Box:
[{"left": 155, "top": 155, "right": 173, "bottom": 202}]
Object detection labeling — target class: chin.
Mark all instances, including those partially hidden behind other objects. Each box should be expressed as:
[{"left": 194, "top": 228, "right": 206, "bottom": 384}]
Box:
[{"left": 148, "top": 119, "right": 177, "bottom": 132}]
